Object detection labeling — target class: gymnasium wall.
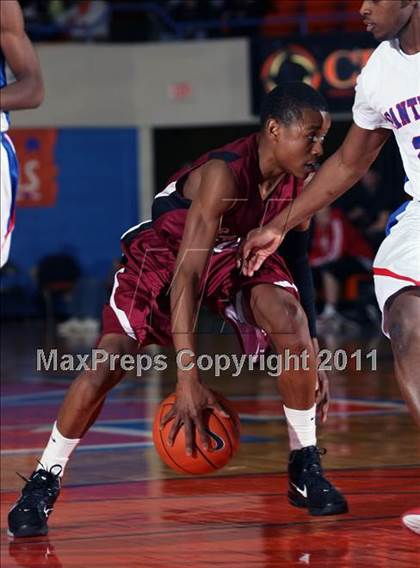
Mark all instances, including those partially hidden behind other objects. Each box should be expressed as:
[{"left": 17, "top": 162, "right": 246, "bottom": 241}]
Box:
[{"left": 12, "top": 40, "right": 251, "bottom": 127}]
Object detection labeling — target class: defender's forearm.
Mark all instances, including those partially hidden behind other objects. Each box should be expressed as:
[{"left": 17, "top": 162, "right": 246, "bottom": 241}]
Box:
[
  {"left": 268, "top": 152, "right": 364, "bottom": 236},
  {"left": 0, "top": 76, "right": 44, "bottom": 111}
]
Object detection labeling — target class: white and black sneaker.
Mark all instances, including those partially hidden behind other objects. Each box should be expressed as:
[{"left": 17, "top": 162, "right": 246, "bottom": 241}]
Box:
[
  {"left": 8, "top": 466, "right": 62, "bottom": 538},
  {"left": 288, "top": 446, "right": 348, "bottom": 516}
]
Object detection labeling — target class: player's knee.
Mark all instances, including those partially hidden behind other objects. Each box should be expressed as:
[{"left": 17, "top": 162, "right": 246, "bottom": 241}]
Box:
[
  {"left": 97, "top": 333, "right": 138, "bottom": 358},
  {"left": 263, "top": 299, "right": 310, "bottom": 350},
  {"left": 74, "top": 334, "right": 138, "bottom": 406},
  {"left": 388, "top": 300, "right": 420, "bottom": 356}
]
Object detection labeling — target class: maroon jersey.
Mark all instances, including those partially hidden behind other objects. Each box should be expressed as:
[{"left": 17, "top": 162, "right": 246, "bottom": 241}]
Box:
[
  {"left": 151, "top": 133, "right": 304, "bottom": 249},
  {"left": 103, "top": 134, "right": 303, "bottom": 346}
]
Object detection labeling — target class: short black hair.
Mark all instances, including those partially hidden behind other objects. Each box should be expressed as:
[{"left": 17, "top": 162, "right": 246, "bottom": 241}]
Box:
[{"left": 260, "top": 82, "right": 328, "bottom": 127}]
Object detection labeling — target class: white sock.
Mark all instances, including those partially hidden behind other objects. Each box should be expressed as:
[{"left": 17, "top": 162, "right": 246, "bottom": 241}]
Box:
[
  {"left": 37, "top": 422, "right": 81, "bottom": 477},
  {"left": 283, "top": 404, "right": 316, "bottom": 451}
]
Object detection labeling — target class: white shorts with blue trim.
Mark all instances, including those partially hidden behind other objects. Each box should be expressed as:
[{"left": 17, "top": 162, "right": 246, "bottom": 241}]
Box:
[
  {"left": 1, "top": 133, "right": 19, "bottom": 268},
  {"left": 373, "top": 199, "right": 420, "bottom": 337}
]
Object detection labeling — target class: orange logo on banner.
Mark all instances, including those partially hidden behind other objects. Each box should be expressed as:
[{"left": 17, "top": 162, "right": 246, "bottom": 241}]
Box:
[{"left": 10, "top": 129, "right": 58, "bottom": 207}]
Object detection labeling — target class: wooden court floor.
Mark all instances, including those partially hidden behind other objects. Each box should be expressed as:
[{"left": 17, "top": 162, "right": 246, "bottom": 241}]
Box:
[{"left": 1, "top": 321, "right": 419, "bottom": 567}]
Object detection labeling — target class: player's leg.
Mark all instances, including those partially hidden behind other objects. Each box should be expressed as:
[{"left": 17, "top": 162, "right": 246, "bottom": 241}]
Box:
[
  {"left": 249, "top": 283, "right": 317, "bottom": 408},
  {"left": 8, "top": 227, "right": 171, "bottom": 538},
  {"left": 386, "top": 287, "right": 420, "bottom": 425},
  {"left": 7, "top": 331, "right": 138, "bottom": 539},
  {"left": 373, "top": 201, "right": 420, "bottom": 424},
  {"left": 387, "top": 288, "right": 420, "bottom": 537},
  {"left": 56, "top": 333, "right": 138, "bottom": 438},
  {"left": 248, "top": 283, "right": 348, "bottom": 516},
  {"left": 372, "top": 201, "right": 420, "bottom": 535}
]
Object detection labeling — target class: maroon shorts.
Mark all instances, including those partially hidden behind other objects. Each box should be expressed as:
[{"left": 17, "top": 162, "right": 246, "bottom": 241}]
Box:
[{"left": 102, "top": 227, "right": 299, "bottom": 346}]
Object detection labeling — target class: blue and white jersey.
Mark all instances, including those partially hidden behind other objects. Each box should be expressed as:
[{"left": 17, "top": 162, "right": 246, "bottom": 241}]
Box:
[{"left": 0, "top": 47, "right": 10, "bottom": 132}]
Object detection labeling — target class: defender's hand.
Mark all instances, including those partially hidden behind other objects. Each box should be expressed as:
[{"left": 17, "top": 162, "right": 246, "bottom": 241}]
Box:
[{"left": 238, "top": 227, "right": 284, "bottom": 276}]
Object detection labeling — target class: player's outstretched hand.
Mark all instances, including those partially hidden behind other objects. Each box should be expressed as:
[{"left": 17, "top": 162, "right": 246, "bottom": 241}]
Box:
[
  {"left": 315, "top": 369, "right": 330, "bottom": 424},
  {"left": 238, "top": 226, "right": 284, "bottom": 276},
  {"left": 160, "top": 380, "right": 229, "bottom": 455}
]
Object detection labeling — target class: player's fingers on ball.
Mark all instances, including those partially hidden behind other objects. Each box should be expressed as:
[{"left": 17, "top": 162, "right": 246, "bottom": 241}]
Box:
[
  {"left": 167, "top": 417, "right": 182, "bottom": 446},
  {"left": 160, "top": 407, "right": 176, "bottom": 429},
  {"left": 184, "top": 421, "right": 194, "bottom": 456},
  {"left": 195, "top": 420, "right": 209, "bottom": 450},
  {"left": 210, "top": 402, "right": 229, "bottom": 418}
]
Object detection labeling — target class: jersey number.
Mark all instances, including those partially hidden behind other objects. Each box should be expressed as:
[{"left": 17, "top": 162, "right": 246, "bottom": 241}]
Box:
[{"left": 413, "top": 136, "right": 420, "bottom": 159}]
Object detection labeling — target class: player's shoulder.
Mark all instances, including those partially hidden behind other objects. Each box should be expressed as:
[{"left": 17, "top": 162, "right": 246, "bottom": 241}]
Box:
[
  {"left": 357, "top": 40, "right": 392, "bottom": 91},
  {"left": 362, "top": 40, "right": 398, "bottom": 73},
  {"left": 190, "top": 158, "right": 236, "bottom": 191}
]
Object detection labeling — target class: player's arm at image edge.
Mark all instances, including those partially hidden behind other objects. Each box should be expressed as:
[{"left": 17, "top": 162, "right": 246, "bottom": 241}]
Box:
[{"left": 0, "top": 0, "right": 44, "bottom": 111}]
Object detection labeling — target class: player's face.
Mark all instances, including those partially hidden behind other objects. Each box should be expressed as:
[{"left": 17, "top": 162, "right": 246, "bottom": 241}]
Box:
[
  {"left": 272, "top": 108, "right": 331, "bottom": 179},
  {"left": 360, "top": 0, "right": 415, "bottom": 41}
]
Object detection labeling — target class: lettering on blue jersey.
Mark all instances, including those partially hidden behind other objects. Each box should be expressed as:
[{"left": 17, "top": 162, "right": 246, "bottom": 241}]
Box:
[
  {"left": 406, "top": 97, "right": 420, "bottom": 121},
  {"left": 384, "top": 95, "right": 420, "bottom": 129}
]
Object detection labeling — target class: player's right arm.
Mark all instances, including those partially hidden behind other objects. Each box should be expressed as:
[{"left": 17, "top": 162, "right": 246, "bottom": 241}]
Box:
[
  {"left": 240, "top": 124, "right": 391, "bottom": 276},
  {"left": 0, "top": 0, "right": 44, "bottom": 111},
  {"left": 161, "top": 161, "right": 237, "bottom": 455}
]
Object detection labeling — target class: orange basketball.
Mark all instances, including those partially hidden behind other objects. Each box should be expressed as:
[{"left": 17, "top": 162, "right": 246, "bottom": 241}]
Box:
[{"left": 153, "top": 390, "right": 240, "bottom": 475}]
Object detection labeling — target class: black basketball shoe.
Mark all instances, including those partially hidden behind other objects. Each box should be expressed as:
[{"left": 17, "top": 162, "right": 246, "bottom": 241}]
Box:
[
  {"left": 8, "top": 466, "right": 62, "bottom": 538},
  {"left": 288, "top": 446, "right": 348, "bottom": 516}
]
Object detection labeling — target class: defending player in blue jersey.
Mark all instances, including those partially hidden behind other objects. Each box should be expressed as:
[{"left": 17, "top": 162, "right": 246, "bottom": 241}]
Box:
[{"left": 0, "top": 0, "right": 44, "bottom": 267}]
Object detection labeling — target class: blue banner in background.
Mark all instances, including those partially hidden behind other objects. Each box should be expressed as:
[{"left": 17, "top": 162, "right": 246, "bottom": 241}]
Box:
[{"left": 10, "top": 128, "right": 139, "bottom": 278}]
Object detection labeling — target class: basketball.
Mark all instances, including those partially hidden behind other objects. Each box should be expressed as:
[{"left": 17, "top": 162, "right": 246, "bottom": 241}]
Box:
[{"left": 153, "top": 390, "right": 240, "bottom": 475}]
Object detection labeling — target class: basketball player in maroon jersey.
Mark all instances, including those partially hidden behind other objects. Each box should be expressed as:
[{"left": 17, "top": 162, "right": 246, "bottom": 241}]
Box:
[{"left": 9, "top": 83, "right": 348, "bottom": 539}]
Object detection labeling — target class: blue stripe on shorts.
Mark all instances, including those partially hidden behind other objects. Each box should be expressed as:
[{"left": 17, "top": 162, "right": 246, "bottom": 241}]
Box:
[{"left": 1, "top": 133, "right": 19, "bottom": 229}]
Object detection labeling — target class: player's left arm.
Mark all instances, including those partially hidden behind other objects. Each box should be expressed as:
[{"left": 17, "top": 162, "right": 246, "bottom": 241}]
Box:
[{"left": 0, "top": 0, "right": 44, "bottom": 111}]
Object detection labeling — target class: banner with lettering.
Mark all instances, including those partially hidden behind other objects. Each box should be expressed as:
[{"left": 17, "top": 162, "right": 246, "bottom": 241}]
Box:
[
  {"left": 9, "top": 128, "right": 139, "bottom": 277},
  {"left": 11, "top": 128, "right": 59, "bottom": 207},
  {"left": 251, "top": 33, "right": 377, "bottom": 115}
]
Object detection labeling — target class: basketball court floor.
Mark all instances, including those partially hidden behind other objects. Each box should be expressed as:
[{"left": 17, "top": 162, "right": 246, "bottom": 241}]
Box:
[{"left": 1, "top": 321, "right": 419, "bottom": 567}]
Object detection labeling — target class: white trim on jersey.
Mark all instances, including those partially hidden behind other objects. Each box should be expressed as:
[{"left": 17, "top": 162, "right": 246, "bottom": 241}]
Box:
[
  {"left": 120, "top": 219, "right": 152, "bottom": 241},
  {"left": 273, "top": 280, "right": 298, "bottom": 292},
  {"left": 109, "top": 268, "right": 137, "bottom": 340},
  {"left": 154, "top": 181, "right": 177, "bottom": 200}
]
